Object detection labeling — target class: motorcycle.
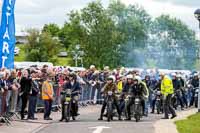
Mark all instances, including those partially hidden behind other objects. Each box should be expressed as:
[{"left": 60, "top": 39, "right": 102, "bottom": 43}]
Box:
[
  {"left": 106, "top": 91, "right": 114, "bottom": 122},
  {"left": 61, "top": 89, "right": 80, "bottom": 122},
  {"left": 134, "top": 95, "right": 143, "bottom": 122},
  {"left": 124, "top": 94, "right": 134, "bottom": 119},
  {"left": 155, "top": 91, "right": 162, "bottom": 114},
  {"left": 194, "top": 87, "right": 199, "bottom": 108},
  {"left": 172, "top": 89, "right": 183, "bottom": 110}
]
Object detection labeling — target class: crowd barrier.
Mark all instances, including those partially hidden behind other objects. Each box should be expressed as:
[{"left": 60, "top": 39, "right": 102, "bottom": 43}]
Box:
[{"left": 0, "top": 82, "right": 105, "bottom": 125}]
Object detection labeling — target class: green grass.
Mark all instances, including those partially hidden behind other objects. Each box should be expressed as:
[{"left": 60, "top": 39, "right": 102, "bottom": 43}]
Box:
[
  {"left": 14, "top": 44, "right": 70, "bottom": 66},
  {"left": 175, "top": 113, "right": 200, "bottom": 133},
  {"left": 14, "top": 44, "right": 26, "bottom": 61},
  {"left": 56, "top": 57, "right": 71, "bottom": 66}
]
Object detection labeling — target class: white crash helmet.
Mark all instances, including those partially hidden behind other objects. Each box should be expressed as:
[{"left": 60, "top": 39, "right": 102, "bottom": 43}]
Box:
[
  {"left": 107, "top": 75, "right": 116, "bottom": 82},
  {"left": 171, "top": 73, "right": 176, "bottom": 77},
  {"left": 194, "top": 73, "right": 198, "bottom": 77},
  {"left": 126, "top": 74, "right": 133, "bottom": 79},
  {"left": 176, "top": 74, "right": 181, "bottom": 78},
  {"left": 134, "top": 76, "right": 141, "bottom": 81}
]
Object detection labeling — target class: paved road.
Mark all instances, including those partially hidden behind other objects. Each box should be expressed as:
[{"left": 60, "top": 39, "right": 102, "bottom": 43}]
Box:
[{"left": 37, "top": 106, "right": 162, "bottom": 133}]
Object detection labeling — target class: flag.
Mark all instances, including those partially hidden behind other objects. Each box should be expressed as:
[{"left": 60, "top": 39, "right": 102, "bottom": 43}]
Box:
[
  {"left": 0, "top": 0, "right": 4, "bottom": 28},
  {"left": 0, "top": 0, "right": 16, "bottom": 69}
]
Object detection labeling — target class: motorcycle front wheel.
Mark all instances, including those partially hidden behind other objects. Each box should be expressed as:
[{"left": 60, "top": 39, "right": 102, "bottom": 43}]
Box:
[
  {"left": 107, "top": 101, "right": 113, "bottom": 122},
  {"left": 134, "top": 104, "right": 141, "bottom": 122},
  {"left": 65, "top": 104, "right": 71, "bottom": 122}
]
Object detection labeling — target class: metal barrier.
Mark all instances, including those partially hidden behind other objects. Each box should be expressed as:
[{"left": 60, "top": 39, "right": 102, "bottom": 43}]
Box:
[{"left": 0, "top": 81, "right": 105, "bottom": 125}]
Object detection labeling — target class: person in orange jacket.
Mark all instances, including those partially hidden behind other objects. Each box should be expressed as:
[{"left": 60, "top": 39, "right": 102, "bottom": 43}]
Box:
[{"left": 42, "top": 74, "right": 54, "bottom": 120}]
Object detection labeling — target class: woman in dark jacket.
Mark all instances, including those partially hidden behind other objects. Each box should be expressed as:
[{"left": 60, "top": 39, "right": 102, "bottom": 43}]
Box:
[{"left": 20, "top": 69, "right": 32, "bottom": 120}]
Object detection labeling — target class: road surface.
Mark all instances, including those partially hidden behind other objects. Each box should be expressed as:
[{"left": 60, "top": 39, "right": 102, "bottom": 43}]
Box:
[{"left": 37, "top": 106, "right": 162, "bottom": 133}]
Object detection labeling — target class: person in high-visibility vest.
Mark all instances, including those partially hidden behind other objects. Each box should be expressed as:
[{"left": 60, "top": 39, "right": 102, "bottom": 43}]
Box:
[
  {"left": 42, "top": 74, "right": 54, "bottom": 120},
  {"left": 160, "top": 73, "right": 177, "bottom": 119},
  {"left": 117, "top": 79, "right": 123, "bottom": 93}
]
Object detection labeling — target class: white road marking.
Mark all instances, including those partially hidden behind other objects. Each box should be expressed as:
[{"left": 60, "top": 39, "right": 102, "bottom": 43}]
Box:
[{"left": 89, "top": 126, "right": 111, "bottom": 133}]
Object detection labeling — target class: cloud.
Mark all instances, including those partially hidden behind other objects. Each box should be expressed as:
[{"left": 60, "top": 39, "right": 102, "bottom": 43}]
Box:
[
  {"left": 15, "top": 0, "right": 109, "bottom": 35},
  {"left": 121, "top": 0, "right": 199, "bottom": 33},
  {"left": 14, "top": 0, "right": 199, "bottom": 35},
  {"left": 154, "top": 0, "right": 200, "bottom": 7}
]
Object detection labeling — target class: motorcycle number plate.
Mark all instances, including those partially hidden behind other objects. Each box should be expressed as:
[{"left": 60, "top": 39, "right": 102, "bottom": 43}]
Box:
[
  {"left": 135, "top": 99, "right": 140, "bottom": 103},
  {"left": 66, "top": 97, "right": 71, "bottom": 102},
  {"left": 108, "top": 91, "right": 113, "bottom": 96}
]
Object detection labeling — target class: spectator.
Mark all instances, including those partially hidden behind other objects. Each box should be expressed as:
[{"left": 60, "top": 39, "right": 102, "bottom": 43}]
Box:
[
  {"left": 27, "top": 70, "right": 40, "bottom": 120},
  {"left": 20, "top": 69, "right": 32, "bottom": 120},
  {"left": 42, "top": 73, "right": 54, "bottom": 120}
]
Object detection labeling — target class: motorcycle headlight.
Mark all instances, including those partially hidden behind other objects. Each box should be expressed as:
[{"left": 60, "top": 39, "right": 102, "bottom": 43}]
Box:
[
  {"left": 66, "top": 89, "right": 71, "bottom": 95},
  {"left": 135, "top": 98, "right": 140, "bottom": 102},
  {"left": 108, "top": 91, "right": 113, "bottom": 96},
  {"left": 157, "top": 91, "right": 161, "bottom": 95},
  {"left": 65, "top": 97, "right": 71, "bottom": 102}
]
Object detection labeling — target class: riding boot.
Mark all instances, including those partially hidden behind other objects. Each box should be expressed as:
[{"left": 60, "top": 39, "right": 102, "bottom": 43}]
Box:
[
  {"left": 98, "top": 102, "right": 106, "bottom": 120},
  {"left": 98, "top": 114, "right": 103, "bottom": 120},
  {"left": 118, "top": 115, "right": 122, "bottom": 121}
]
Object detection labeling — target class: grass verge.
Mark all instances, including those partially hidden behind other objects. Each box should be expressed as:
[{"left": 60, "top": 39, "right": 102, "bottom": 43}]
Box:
[
  {"left": 14, "top": 44, "right": 70, "bottom": 66},
  {"left": 175, "top": 113, "right": 200, "bottom": 133}
]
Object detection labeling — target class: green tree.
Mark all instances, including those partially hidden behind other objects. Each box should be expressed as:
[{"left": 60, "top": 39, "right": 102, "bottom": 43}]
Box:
[
  {"left": 80, "top": 1, "right": 123, "bottom": 68},
  {"left": 59, "top": 11, "right": 86, "bottom": 49},
  {"left": 108, "top": 0, "right": 151, "bottom": 67},
  {"left": 42, "top": 23, "right": 60, "bottom": 37},
  {"left": 25, "top": 29, "right": 61, "bottom": 64},
  {"left": 61, "top": 1, "right": 123, "bottom": 68},
  {"left": 149, "top": 15, "right": 198, "bottom": 69}
]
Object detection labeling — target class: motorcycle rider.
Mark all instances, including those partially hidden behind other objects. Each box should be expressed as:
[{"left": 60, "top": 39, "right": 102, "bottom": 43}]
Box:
[
  {"left": 172, "top": 73, "right": 185, "bottom": 110},
  {"left": 59, "top": 76, "right": 70, "bottom": 122},
  {"left": 160, "top": 73, "right": 177, "bottom": 119},
  {"left": 151, "top": 77, "right": 162, "bottom": 113},
  {"left": 177, "top": 74, "right": 188, "bottom": 108},
  {"left": 98, "top": 75, "right": 122, "bottom": 121},
  {"left": 189, "top": 73, "right": 199, "bottom": 107},
  {"left": 143, "top": 75, "right": 152, "bottom": 116},
  {"left": 120, "top": 75, "right": 134, "bottom": 113},
  {"left": 60, "top": 73, "right": 81, "bottom": 121},
  {"left": 125, "top": 76, "right": 149, "bottom": 120}
]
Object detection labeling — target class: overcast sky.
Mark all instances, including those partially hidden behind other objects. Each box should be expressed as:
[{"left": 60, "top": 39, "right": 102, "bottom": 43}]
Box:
[{"left": 15, "top": 0, "right": 200, "bottom": 36}]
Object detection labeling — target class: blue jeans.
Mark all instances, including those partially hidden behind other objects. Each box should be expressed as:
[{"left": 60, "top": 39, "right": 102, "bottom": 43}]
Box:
[
  {"left": 44, "top": 100, "right": 52, "bottom": 119},
  {"left": 28, "top": 96, "right": 37, "bottom": 118}
]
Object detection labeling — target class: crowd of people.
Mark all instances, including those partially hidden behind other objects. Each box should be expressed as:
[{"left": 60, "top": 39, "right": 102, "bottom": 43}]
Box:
[{"left": 0, "top": 64, "right": 199, "bottom": 123}]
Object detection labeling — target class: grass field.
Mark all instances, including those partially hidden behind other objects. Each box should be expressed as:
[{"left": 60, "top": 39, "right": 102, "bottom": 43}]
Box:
[
  {"left": 175, "top": 113, "right": 200, "bottom": 133},
  {"left": 14, "top": 44, "right": 70, "bottom": 66}
]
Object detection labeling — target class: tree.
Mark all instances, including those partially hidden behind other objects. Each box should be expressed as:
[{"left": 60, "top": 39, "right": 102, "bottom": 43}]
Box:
[
  {"left": 42, "top": 23, "right": 60, "bottom": 37},
  {"left": 108, "top": 0, "right": 151, "bottom": 67},
  {"left": 25, "top": 29, "right": 61, "bottom": 64},
  {"left": 80, "top": 1, "right": 124, "bottom": 68},
  {"left": 56, "top": 0, "right": 198, "bottom": 69},
  {"left": 61, "top": 1, "right": 123, "bottom": 68},
  {"left": 59, "top": 11, "right": 86, "bottom": 49},
  {"left": 148, "top": 15, "right": 198, "bottom": 69}
]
